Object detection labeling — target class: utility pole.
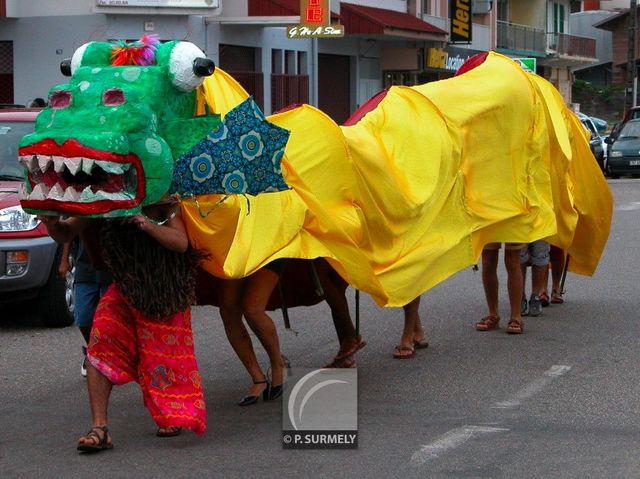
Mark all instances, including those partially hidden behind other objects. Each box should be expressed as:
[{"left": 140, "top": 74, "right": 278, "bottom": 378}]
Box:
[{"left": 627, "top": 0, "right": 638, "bottom": 111}]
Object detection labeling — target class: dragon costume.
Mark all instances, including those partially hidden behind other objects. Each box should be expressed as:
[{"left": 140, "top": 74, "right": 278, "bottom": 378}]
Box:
[{"left": 19, "top": 38, "right": 612, "bottom": 311}]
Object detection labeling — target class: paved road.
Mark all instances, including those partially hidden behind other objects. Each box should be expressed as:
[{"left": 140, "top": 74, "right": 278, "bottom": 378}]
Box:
[{"left": 1, "top": 180, "right": 639, "bottom": 478}]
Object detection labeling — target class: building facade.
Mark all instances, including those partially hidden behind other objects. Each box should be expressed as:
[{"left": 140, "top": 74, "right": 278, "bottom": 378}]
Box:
[{"left": 0, "top": 0, "right": 599, "bottom": 119}]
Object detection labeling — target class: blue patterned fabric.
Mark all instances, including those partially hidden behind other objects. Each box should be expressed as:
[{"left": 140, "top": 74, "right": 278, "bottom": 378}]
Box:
[{"left": 170, "top": 97, "right": 290, "bottom": 196}]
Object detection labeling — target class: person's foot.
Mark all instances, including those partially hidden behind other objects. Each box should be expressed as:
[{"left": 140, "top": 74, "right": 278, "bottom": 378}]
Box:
[
  {"left": 413, "top": 327, "right": 429, "bottom": 349},
  {"left": 77, "top": 426, "right": 113, "bottom": 453},
  {"left": 157, "top": 426, "right": 182, "bottom": 437},
  {"left": 392, "top": 344, "right": 415, "bottom": 359},
  {"left": 551, "top": 289, "right": 564, "bottom": 304},
  {"left": 324, "top": 336, "right": 366, "bottom": 367},
  {"left": 539, "top": 291, "right": 550, "bottom": 307},
  {"left": 81, "top": 346, "right": 87, "bottom": 378},
  {"left": 506, "top": 318, "right": 524, "bottom": 334},
  {"left": 528, "top": 294, "right": 542, "bottom": 317},
  {"left": 238, "top": 378, "right": 269, "bottom": 406},
  {"left": 246, "top": 378, "right": 269, "bottom": 399},
  {"left": 475, "top": 315, "right": 500, "bottom": 331},
  {"left": 521, "top": 296, "right": 529, "bottom": 316}
]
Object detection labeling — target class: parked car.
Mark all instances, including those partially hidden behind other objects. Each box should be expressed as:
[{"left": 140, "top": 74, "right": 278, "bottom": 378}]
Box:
[
  {"left": 0, "top": 109, "right": 74, "bottom": 327},
  {"left": 606, "top": 106, "right": 640, "bottom": 155},
  {"left": 589, "top": 116, "right": 608, "bottom": 135},
  {"left": 577, "top": 112, "right": 606, "bottom": 173},
  {"left": 605, "top": 118, "right": 640, "bottom": 178}
]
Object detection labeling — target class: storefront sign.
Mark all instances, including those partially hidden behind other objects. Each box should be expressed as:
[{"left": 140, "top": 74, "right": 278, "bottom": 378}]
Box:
[
  {"left": 426, "top": 47, "right": 479, "bottom": 72},
  {"left": 96, "top": 0, "right": 219, "bottom": 7},
  {"left": 287, "top": 0, "right": 345, "bottom": 38},
  {"left": 449, "top": 0, "right": 472, "bottom": 43}
]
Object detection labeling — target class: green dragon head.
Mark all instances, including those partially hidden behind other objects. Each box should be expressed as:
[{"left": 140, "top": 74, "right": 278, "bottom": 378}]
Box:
[{"left": 18, "top": 36, "right": 216, "bottom": 217}]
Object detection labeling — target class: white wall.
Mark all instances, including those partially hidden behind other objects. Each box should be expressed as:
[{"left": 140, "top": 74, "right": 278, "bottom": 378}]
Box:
[
  {"left": 0, "top": 14, "right": 207, "bottom": 105},
  {"left": 6, "top": 0, "right": 94, "bottom": 17}
]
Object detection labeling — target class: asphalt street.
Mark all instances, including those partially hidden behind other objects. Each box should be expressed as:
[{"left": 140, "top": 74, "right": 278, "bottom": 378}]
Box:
[{"left": 1, "top": 179, "right": 639, "bottom": 478}]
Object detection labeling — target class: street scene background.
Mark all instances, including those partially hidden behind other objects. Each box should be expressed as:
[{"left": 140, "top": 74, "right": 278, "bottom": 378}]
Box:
[{"left": 1, "top": 179, "right": 638, "bottom": 478}]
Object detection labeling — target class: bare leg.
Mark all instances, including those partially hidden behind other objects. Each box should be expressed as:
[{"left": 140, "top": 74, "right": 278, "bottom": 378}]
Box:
[
  {"left": 315, "top": 259, "right": 355, "bottom": 344},
  {"left": 531, "top": 264, "right": 547, "bottom": 296},
  {"left": 482, "top": 249, "right": 500, "bottom": 317},
  {"left": 77, "top": 363, "right": 113, "bottom": 448},
  {"left": 242, "top": 269, "right": 285, "bottom": 387},
  {"left": 551, "top": 250, "right": 565, "bottom": 293},
  {"left": 394, "top": 297, "right": 424, "bottom": 358},
  {"left": 504, "top": 249, "right": 524, "bottom": 322},
  {"left": 219, "top": 279, "right": 267, "bottom": 398}
]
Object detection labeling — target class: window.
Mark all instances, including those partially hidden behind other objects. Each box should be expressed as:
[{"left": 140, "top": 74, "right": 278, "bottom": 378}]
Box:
[{"left": 422, "top": 0, "right": 430, "bottom": 15}]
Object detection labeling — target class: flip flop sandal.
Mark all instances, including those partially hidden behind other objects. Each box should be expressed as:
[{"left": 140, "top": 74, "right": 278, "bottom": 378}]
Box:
[
  {"left": 506, "top": 319, "right": 524, "bottom": 334},
  {"left": 334, "top": 336, "right": 367, "bottom": 360},
  {"left": 156, "top": 426, "right": 182, "bottom": 437},
  {"left": 392, "top": 345, "right": 415, "bottom": 359},
  {"left": 551, "top": 290, "right": 564, "bottom": 304},
  {"left": 77, "top": 426, "right": 113, "bottom": 453},
  {"left": 413, "top": 338, "right": 429, "bottom": 349},
  {"left": 475, "top": 315, "right": 500, "bottom": 331}
]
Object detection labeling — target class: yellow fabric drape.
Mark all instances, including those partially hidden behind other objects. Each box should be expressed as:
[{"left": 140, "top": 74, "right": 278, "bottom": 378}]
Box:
[{"left": 182, "top": 52, "right": 613, "bottom": 307}]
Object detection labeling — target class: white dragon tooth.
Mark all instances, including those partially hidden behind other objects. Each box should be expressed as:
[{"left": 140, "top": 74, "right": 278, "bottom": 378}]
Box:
[
  {"left": 38, "top": 155, "right": 52, "bottom": 173},
  {"left": 81, "top": 158, "right": 95, "bottom": 175},
  {"left": 24, "top": 155, "right": 38, "bottom": 171},
  {"left": 80, "top": 186, "right": 95, "bottom": 202},
  {"left": 96, "top": 160, "right": 125, "bottom": 174},
  {"left": 62, "top": 186, "right": 81, "bottom": 202},
  {"left": 18, "top": 183, "right": 27, "bottom": 200},
  {"left": 64, "top": 157, "right": 82, "bottom": 175},
  {"left": 47, "top": 183, "right": 65, "bottom": 200},
  {"left": 53, "top": 156, "right": 65, "bottom": 173},
  {"left": 29, "top": 183, "right": 49, "bottom": 200}
]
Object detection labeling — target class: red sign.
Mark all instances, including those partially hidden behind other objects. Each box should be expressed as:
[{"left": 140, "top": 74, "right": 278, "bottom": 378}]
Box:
[{"left": 301, "top": 0, "right": 329, "bottom": 26}]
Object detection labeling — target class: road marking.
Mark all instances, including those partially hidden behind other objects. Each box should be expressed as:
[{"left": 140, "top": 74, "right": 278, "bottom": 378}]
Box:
[
  {"left": 616, "top": 201, "right": 640, "bottom": 211},
  {"left": 492, "top": 364, "right": 571, "bottom": 409},
  {"left": 410, "top": 426, "right": 508, "bottom": 466}
]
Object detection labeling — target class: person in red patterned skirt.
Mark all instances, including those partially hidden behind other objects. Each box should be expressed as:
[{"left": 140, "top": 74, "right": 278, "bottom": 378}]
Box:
[{"left": 38, "top": 202, "right": 206, "bottom": 453}]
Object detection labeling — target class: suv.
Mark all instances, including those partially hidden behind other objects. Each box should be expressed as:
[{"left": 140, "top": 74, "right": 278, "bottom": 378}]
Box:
[{"left": 0, "top": 109, "right": 74, "bottom": 327}]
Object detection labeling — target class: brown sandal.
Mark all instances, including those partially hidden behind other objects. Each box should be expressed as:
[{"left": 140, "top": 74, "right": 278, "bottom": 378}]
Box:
[
  {"left": 475, "top": 315, "right": 500, "bottom": 331},
  {"left": 77, "top": 426, "right": 113, "bottom": 453},
  {"left": 392, "top": 345, "right": 415, "bottom": 359},
  {"left": 157, "top": 426, "right": 182, "bottom": 437},
  {"left": 550, "top": 290, "right": 564, "bottom": 304},
  {"left": 506, "top": 318, "right": 524, "bottom": 334}
]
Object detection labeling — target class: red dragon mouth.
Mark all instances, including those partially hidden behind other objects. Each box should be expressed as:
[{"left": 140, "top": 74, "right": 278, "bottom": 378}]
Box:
[{"left": 18, "top": 139, "right": 144, "bottom": 215}]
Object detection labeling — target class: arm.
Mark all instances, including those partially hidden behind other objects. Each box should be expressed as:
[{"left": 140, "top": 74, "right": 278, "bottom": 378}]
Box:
[
  {"left": 37, "top": 215, "right": 91, "bottom": 243},
  {"left": 58, "top": 241, "right": 73, "bottom": 278},
  {"left": 128, "top": 211, "right": 189, "bottom": 253}
]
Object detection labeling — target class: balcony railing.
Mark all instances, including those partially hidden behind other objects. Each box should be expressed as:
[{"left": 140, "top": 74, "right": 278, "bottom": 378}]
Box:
[
  {"left": 496, "top": 20, "right": 545, "bottom": 54},
  {"left": 547, "top": 33, "right": 596, "bottom": 59}
]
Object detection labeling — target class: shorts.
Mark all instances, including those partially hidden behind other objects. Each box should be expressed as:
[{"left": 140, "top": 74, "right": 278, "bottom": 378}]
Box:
[
  {"left": 520, "top": 240, "right": 550, "bottom": 266},
  {"left": 483, "top": 242, "right": 526, "bottom": 251},
  {"left": 74, "top": 282, "right": 110, "bottom": 328}
]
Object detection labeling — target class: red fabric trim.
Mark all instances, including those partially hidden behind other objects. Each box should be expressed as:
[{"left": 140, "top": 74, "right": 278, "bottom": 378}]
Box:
[
  {"left": 342, "top": 88, "right": 389, "bottom": 126},
  {"left": 455, "top": 52, "right": 489, "bottom": 76}
]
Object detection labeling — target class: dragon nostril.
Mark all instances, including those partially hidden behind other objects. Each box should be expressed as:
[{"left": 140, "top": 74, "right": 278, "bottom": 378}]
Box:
[
  {"left": 50, "top": 90, "right": 71, "bottom": 109},
  {"left": 103, "top": 88, "right": 126, "bottom": 106}
]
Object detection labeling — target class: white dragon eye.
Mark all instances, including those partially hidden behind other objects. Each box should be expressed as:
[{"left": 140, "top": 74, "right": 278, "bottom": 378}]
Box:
[
  {"left": 70, "top": 42, "right": 93, "bottom": 76},
  {"left": 169, "top": 42, "right": 215, "bottom": 92}
]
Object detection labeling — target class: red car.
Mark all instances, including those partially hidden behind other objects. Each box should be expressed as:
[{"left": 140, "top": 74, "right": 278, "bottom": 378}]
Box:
[{"left": 0, "top": 109, "right": 74, "bottom": 326}]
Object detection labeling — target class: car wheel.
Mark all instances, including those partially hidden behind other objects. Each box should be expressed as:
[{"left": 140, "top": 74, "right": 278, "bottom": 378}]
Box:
[{"left": 38, "top": 246, "right": 74, "bottom": 328}]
